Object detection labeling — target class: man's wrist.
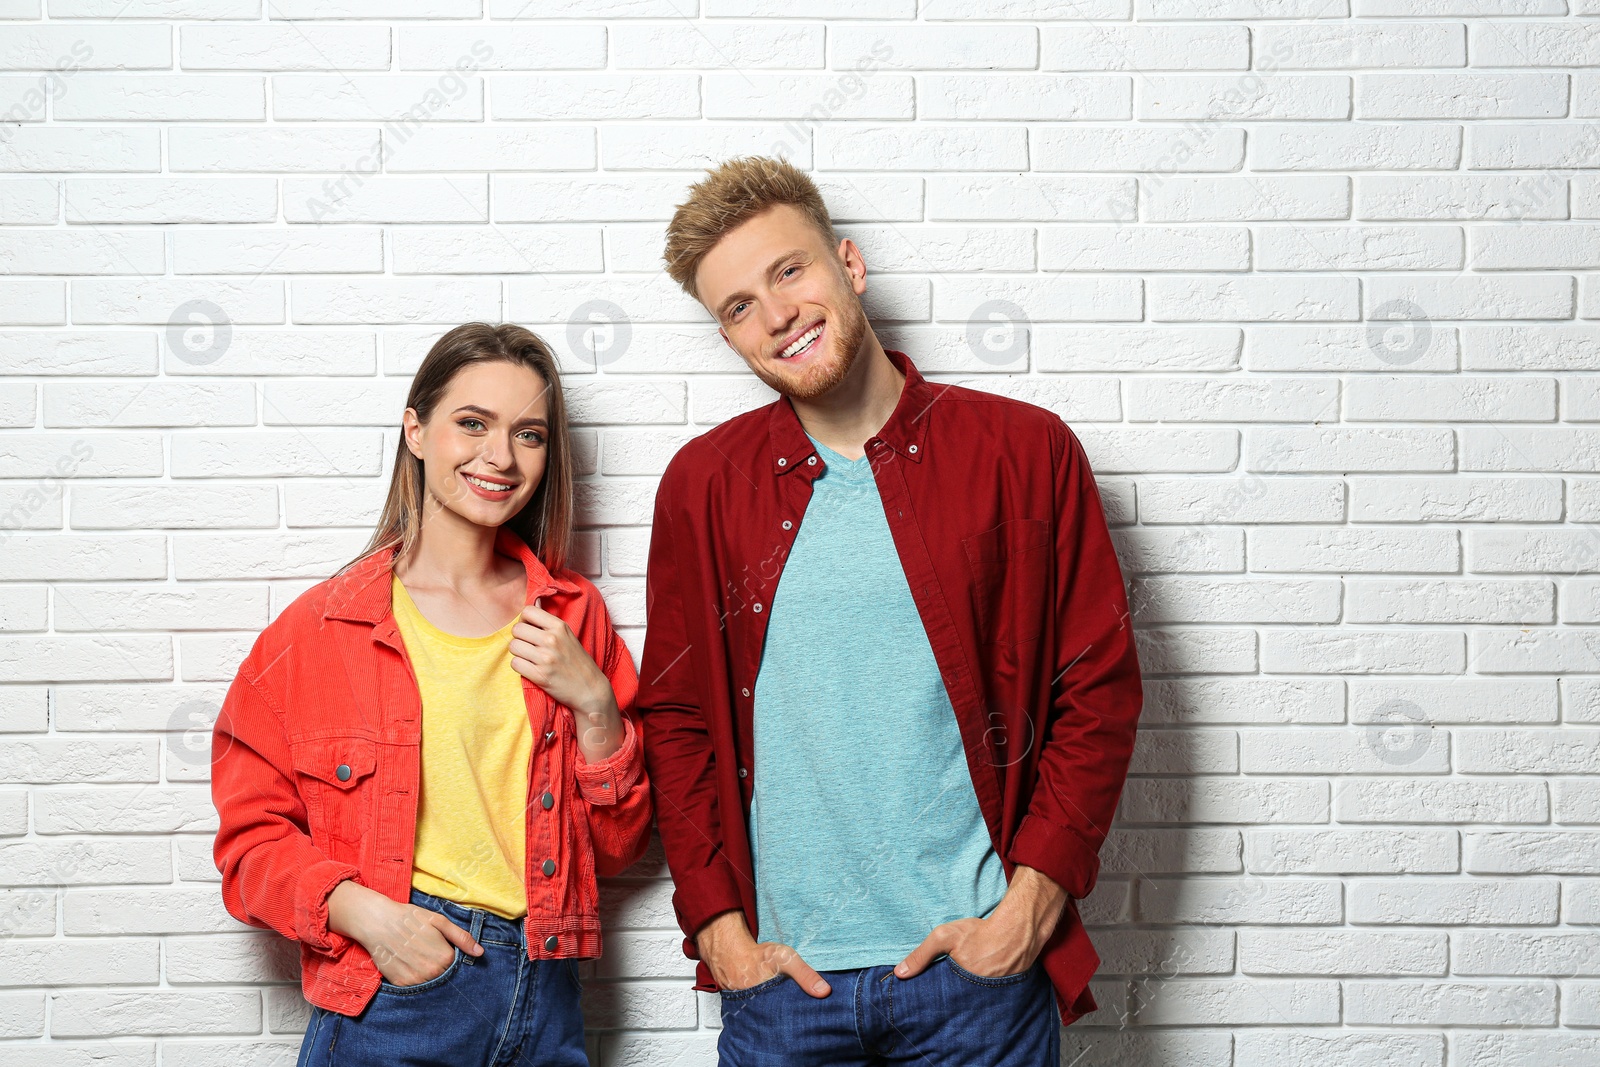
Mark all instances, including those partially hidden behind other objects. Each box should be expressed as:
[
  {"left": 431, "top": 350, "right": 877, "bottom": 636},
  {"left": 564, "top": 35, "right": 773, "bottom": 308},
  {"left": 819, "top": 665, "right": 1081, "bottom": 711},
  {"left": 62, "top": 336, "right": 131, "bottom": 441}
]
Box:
[
  {"left": 694, "top": 908, "right": 752, "bottom": 960},
  {"left": 999, "top": 864, "right": 1069, "bottom": 945}
]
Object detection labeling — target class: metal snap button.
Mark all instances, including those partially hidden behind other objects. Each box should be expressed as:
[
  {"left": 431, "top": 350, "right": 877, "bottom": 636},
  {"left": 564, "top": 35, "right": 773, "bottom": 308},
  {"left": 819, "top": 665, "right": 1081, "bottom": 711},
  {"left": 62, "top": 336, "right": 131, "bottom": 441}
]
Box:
[
  {"left": 335, "top": 764, "right": 351, "bottom": 782},
  {"left": 541, "top": 791, "right": 554, "bottom": 810},
  {"left": 544, "top": 935, "right": 559, "bottom": 951},
  {"left": 542, "top": 859, "right": 556, "bottom": 877}
]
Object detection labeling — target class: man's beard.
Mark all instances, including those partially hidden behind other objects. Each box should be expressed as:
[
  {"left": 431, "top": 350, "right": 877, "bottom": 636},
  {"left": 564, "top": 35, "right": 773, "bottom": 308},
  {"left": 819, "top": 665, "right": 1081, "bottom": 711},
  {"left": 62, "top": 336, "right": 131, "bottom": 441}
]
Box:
[{"left": 748, "top": 295, "right": 868, "bottom": 402}]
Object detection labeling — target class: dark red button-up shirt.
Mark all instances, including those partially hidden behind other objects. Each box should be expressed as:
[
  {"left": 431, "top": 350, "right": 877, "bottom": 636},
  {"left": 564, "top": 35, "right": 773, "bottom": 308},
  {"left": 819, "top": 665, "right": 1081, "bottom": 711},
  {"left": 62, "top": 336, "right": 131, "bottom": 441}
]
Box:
[{"left": 639, "top": 349, "right": 1142, "bottom": 1024}]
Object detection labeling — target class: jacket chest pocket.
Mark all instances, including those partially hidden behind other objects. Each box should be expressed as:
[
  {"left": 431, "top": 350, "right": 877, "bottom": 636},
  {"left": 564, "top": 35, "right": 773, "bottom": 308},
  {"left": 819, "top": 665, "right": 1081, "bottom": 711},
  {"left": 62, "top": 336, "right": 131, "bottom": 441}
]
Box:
[
  {"left": 289, "top": 736, "right": 378, "bottom": 851},
  {"left": 962, "top": 518, "right": 1051, "bottom": 646}
]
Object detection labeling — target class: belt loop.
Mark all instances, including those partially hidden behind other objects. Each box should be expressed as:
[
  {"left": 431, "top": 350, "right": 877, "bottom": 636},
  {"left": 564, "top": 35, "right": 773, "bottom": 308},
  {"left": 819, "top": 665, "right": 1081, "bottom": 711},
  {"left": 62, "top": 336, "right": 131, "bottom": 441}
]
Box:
[{"left": 461, "top": 909, "right": 486, "bottom": 965}]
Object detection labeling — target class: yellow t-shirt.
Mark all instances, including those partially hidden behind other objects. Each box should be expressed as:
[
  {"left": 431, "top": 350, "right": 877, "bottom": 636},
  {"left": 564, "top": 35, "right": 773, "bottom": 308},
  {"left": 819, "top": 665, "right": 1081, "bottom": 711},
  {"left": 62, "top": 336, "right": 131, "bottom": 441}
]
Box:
[{"left": 392, "top": 574, "right": 532, "bottom": 920}]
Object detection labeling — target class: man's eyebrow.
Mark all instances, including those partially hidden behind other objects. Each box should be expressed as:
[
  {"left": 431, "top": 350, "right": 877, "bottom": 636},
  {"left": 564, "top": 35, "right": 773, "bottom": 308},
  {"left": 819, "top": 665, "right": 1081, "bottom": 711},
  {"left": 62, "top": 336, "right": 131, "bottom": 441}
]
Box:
[
  {"left": 715, "top": 249, "right": 808, "bottom": 319},
  {"left": 450, "top": 404, "right": 548, "bottom": 428}
]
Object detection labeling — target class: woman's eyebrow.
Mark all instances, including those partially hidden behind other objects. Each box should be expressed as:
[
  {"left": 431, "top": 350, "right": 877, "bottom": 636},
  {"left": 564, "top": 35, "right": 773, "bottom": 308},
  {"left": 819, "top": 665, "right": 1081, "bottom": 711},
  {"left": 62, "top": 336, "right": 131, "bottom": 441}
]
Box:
[{"left": 451, "top": 404, "right": 548, "bottom": 428}]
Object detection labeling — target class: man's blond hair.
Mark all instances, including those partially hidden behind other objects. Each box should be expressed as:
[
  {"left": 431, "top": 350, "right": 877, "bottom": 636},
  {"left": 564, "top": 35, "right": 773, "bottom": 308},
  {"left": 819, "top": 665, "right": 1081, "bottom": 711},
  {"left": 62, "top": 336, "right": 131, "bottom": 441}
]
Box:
[{"left": 662, "top": 156, "right": 839, "bottom": 304}]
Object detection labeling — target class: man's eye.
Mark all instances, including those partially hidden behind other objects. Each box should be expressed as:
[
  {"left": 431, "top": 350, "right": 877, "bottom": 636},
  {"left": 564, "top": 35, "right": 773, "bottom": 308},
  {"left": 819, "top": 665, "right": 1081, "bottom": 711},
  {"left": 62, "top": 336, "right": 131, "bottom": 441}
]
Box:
[
  {"left": 731, "top": 303, "right": 748, "bottom": 318},
  {"left": 782, "top": 266, "right": 798, "bottom": 278}
]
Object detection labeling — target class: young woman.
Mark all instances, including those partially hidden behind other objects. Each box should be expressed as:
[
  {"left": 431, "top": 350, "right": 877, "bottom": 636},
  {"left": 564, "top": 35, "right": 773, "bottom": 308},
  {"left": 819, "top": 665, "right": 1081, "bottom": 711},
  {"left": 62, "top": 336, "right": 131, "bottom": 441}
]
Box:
[{"left": 211, "top": 323, "right": 652, "bottom": 1066}]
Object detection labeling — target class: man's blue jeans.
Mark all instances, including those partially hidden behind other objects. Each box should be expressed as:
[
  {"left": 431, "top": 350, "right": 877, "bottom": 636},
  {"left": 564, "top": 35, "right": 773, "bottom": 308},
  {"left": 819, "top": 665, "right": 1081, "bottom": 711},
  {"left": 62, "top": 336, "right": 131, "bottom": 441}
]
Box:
[
  {"left": 716, "top": 956, "right": 1060, "bottom": 1066},
  {"left": 295, "top": 887, "right": 586, "bottom": 1067}
]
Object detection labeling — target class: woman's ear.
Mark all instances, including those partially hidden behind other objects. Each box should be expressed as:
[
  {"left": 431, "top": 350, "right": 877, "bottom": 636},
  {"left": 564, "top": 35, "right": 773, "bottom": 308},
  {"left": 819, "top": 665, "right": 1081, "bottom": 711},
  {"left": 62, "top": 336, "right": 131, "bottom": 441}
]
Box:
[{"left": 401, "top": 408, "right": 424, "bottom": 460}]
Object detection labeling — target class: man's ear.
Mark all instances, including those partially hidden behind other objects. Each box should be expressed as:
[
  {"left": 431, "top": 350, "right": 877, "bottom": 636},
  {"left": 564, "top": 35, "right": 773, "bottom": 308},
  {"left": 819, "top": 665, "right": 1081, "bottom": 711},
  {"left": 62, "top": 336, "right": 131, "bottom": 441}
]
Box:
[{"left": 837, "top": 237, "right": 868, "bottom": 296}]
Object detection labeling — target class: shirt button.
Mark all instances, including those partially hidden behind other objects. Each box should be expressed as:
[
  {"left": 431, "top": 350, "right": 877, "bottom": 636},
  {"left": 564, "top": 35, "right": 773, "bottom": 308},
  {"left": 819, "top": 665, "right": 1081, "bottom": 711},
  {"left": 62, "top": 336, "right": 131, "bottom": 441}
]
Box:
[
  {"left": 777, "top": 457, "right": 787, "bottom": 467},
  {"left": 542, "top": 859, "right": 556, "bottom": 877},
  {"left": 544, "top": 935, "right": 559, "bottom": 952},
  {"left": 741, "top": 687, "right": 750, "bottom": 697},
  {"left": 807, "top": 456, "right": 817, "bottom": 465},
  {"left": 541, "top": 791, "right": 554, "bottom": 810},
  {"left": 738, "top": 768, "right": 748, "bottom": 778},
  {"left": 782, "top": 520, "right": 792, "bottom": 530},
  {"left": 908, "top": 444, "right": 918, "bottom": 454},
  {"left": 752, "top": 603, "right": 762, "bottom": 613},
  {"left": 335, "top": 764, "right": 351, "bottom": 782}
]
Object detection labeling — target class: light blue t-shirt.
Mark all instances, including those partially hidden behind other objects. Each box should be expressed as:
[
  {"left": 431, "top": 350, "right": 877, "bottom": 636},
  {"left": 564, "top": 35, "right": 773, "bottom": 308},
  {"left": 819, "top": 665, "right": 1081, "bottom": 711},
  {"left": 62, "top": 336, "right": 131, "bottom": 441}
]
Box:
[{"left": 748, "top": 433, "right": 1008, "bottom": 971}]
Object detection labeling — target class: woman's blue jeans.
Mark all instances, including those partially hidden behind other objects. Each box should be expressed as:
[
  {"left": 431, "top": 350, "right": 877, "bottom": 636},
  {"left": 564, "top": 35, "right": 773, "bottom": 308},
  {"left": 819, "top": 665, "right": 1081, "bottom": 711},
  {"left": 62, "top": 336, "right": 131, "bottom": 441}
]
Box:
[{"left": 296, "top": 887, "right": 587, "bottom": 1067}]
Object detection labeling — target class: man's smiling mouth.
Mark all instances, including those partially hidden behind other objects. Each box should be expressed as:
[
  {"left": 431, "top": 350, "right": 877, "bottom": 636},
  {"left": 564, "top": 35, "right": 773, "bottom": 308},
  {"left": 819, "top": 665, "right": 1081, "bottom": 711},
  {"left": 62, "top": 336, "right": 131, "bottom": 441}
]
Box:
[{"left": 777, "top": 321, "right": 824, "bottom": 360}]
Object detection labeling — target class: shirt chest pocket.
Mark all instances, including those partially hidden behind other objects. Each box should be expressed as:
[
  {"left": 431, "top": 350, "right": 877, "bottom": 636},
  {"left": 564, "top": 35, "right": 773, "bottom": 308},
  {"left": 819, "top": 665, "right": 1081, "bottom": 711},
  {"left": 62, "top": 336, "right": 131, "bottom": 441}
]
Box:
[
  {"left": 289, "top": 736, "right": 378, "bottom": 851},
  {"left": 962, "top": 518, "right": 1051, "bottom": 646}
]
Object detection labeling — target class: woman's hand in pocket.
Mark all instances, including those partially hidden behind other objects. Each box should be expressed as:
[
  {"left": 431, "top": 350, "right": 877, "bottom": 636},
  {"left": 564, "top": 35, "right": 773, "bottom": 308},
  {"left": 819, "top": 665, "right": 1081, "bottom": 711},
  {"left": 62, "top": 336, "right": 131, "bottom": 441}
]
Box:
[{"left": 328, "top": 880, "right": 482, "bottom": 986}]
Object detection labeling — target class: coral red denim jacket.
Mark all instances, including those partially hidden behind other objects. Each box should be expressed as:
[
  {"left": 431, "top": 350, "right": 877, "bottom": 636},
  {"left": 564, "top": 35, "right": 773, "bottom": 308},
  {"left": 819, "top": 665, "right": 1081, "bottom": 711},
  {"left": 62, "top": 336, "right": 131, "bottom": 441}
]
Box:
[
  {"left": 211, "top": 525, "right": 651, "bottom": 1017},
  {"left": 639, "top": 350, "right": 1143, "bottom": 1025}
]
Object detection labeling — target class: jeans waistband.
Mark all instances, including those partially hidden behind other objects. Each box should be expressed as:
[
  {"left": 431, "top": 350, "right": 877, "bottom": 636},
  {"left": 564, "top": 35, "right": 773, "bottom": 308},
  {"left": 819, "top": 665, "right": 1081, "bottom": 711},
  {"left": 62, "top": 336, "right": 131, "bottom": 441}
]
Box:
[{"left": 407, "top": 886, "right": 526, "bottom": 945}]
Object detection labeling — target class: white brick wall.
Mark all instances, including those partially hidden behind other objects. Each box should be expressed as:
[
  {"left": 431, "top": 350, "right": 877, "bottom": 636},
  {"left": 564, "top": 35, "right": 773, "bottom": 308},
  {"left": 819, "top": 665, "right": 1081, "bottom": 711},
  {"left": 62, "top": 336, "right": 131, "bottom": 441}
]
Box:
[{"left": 0, "top": 3, "right": 1597, "bottom": 1064}]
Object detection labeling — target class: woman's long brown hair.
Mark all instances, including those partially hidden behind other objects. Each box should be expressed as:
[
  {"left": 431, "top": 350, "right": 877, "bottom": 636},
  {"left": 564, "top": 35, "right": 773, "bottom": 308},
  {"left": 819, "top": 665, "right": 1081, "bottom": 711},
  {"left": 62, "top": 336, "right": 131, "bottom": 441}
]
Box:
[{"left": 338, "top": 322, "right": 574, "bottom": 578}]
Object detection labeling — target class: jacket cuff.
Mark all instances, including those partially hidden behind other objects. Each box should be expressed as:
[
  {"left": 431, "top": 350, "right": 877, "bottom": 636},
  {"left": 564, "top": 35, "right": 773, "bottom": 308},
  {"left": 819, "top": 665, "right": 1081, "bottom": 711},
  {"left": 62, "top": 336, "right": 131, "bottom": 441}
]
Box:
[
  {"left": 672, "top": 855, "right": 747, "bottom": 945},
  {"left": 574, "top": 712, "right": 642, "bottom": 807},
  {"left": 295, "top": 859, "right": 364, "bottom": 955},
  {"left": 1008, "top": 813, "right": 1100, "bottom": 901}
]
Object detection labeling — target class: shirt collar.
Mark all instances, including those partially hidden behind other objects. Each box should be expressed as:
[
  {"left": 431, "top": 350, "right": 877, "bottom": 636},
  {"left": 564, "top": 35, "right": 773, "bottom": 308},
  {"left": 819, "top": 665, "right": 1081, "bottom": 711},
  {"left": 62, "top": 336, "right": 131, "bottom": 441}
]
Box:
[
  {"left": 767, "top": 348, "right": 938, "bottom": 476},
  {"left": 323, "top": 524, "right": 577, "bottom": 624}
]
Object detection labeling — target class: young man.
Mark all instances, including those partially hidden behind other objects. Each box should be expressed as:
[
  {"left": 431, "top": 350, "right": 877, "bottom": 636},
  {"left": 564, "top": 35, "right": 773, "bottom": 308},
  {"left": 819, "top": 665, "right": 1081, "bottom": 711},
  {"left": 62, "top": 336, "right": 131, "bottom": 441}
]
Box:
[{"left": 639, "top": 157, "right": 1143, "bottom": 1065}]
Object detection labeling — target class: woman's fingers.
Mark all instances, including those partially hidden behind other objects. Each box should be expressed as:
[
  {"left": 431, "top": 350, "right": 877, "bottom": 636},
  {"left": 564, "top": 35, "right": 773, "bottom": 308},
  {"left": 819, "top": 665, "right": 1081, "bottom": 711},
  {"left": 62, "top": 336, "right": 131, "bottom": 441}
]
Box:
[{"left": 432, "top": 914, "right": 482, "bottom": 957}]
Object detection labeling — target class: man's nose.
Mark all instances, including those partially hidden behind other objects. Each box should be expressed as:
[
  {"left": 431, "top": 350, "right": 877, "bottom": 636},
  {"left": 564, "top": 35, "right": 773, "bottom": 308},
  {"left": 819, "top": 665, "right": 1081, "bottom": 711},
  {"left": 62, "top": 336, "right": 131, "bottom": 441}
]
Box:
[{"left": 763, "top": 299, "right": 799, "bottom": 337}]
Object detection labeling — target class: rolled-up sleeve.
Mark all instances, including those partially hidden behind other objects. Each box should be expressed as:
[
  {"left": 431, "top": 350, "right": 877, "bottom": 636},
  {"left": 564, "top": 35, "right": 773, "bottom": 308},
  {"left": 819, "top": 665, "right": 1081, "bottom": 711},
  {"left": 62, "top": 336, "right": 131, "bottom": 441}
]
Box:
[{"left": 1006, "top": 420, "right": 1143, "bottom": 901}]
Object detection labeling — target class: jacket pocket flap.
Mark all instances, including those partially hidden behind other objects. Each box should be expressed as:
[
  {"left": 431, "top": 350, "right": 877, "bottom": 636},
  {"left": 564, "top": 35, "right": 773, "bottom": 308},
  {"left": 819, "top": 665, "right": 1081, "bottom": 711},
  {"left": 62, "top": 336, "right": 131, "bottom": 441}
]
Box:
[{"left": 290, "top": 737, "right": 377, "bottom": 790}]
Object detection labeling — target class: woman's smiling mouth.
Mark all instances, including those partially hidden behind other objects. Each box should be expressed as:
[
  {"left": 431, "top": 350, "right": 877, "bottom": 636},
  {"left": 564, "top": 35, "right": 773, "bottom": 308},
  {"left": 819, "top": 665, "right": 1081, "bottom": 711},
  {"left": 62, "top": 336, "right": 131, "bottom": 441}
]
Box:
[{"left": 462, "top": 471, "right": 516, "bottom": 499}]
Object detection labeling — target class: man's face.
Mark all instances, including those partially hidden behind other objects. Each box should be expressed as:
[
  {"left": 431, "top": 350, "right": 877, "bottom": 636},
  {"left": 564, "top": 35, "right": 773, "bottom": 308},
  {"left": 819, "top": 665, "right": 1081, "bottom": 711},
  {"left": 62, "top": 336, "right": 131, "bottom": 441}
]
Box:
[{"left": 695, "top": 203, "right": 869, "bottom": 402}]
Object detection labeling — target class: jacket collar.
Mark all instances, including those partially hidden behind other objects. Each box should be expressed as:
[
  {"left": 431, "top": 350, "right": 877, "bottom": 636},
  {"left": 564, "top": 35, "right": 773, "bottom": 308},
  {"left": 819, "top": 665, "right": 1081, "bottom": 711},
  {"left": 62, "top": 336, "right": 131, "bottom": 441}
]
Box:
[
  {"left": 767, "top": 348, "right": 939, "bottom": 476},
  {"left": 323, "top": 524, "right": 578, "bottom": 625}
]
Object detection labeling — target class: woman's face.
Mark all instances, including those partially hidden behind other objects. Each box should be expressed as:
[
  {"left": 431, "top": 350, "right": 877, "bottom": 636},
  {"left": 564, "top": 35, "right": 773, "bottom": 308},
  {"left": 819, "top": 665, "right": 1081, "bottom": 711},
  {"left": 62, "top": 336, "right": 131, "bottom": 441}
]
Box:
[{"left": 404, "top": 360, "right": 552, "bottom": 528}]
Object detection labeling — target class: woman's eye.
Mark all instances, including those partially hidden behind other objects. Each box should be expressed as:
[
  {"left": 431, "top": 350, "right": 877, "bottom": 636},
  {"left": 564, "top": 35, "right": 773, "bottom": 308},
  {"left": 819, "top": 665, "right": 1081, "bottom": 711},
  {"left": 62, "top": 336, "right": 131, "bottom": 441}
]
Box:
[
  {"left": 519, "top": 430, "right": 545, "bottom": 445},
  {"left": 460, "top": 418, "right": 483, "bottom": 431}
]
